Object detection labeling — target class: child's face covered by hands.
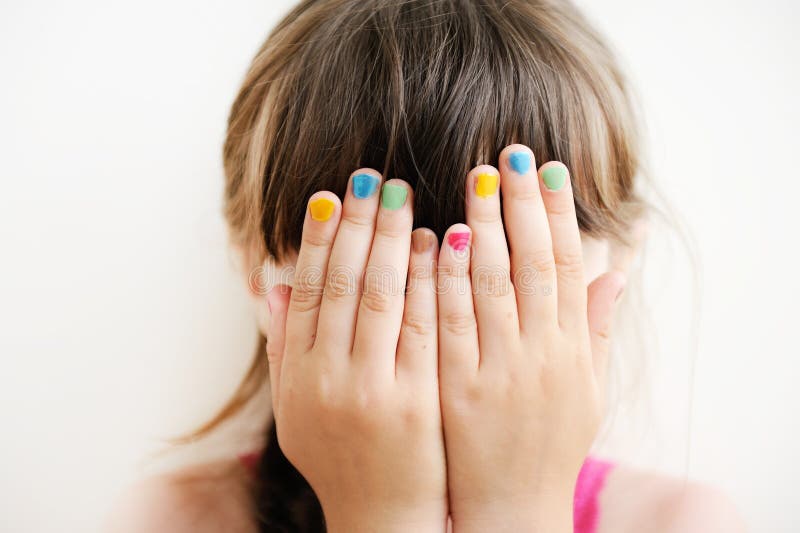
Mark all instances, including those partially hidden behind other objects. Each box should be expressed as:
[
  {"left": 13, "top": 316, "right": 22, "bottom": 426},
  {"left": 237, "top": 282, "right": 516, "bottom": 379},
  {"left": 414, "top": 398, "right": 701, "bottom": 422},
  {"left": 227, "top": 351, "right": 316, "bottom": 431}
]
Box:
[{"left": 240, "top": 144, "right": 641, "bottom": 532}]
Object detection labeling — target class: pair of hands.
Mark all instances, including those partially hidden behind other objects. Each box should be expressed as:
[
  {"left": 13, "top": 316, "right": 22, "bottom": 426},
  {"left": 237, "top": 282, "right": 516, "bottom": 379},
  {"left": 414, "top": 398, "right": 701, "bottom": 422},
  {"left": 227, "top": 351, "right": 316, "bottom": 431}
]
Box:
[{"left": 263, "top": 144, "right": 626, "bottom": 532}]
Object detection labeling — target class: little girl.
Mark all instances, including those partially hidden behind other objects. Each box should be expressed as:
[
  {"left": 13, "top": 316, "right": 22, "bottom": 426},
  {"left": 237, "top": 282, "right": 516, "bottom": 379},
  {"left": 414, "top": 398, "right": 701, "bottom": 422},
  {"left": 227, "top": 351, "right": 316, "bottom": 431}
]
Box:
[{"left": 109, "top": 0, "right": 744, "bottom": 531}]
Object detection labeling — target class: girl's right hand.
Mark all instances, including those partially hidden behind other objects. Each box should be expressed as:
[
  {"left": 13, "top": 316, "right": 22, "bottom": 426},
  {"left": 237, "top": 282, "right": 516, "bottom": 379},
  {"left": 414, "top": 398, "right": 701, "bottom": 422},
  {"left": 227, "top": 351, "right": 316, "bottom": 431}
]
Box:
[{"left": 264, "top": 171, "right": 447, "bottom": 533}]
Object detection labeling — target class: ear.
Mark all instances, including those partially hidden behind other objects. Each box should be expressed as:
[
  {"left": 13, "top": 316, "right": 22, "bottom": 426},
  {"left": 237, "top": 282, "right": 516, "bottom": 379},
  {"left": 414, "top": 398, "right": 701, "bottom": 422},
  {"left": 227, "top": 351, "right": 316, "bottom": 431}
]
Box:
[
  {"left": 234, "top": 244, "right": 298, "bottom": 337},
  {"left": 227, "top": 244, "right": 294, "bottom": 417},
  {"left": 229, "top": 243, "right": 273, "bottom": 336}
]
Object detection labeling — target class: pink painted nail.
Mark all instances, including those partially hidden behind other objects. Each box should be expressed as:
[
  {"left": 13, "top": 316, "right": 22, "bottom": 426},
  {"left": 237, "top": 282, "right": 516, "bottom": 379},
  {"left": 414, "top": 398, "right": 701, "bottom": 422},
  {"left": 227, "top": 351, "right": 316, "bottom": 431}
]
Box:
[{"left": 447, "top": 232, "right": 470, "bottom": 252}]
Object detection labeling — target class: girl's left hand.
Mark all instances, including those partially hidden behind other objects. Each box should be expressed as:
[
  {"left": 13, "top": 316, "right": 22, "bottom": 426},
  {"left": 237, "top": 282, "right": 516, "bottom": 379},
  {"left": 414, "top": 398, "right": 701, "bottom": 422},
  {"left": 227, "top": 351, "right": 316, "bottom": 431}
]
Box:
[{"left": 436, "top": 144, "right": 626, "bottom": 532}]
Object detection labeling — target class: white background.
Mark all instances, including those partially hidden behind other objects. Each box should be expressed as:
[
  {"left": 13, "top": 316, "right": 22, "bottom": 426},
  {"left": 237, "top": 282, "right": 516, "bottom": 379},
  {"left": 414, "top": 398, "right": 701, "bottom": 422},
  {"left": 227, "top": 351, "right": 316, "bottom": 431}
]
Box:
[{"left": 1, "top": 1, "right": 798, "bottom": 531}]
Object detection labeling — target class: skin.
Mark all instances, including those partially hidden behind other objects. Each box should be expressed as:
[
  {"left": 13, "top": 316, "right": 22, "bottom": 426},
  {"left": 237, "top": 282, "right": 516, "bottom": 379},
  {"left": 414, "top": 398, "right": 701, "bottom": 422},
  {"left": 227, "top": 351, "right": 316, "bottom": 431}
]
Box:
[
  {"left": 434, "top": 152, "right": 617, "bottom": 532},
  {"left": 106, "top": 145, "right": 747, "bottom": 533},
  {"left": 267, "top": 175, "right": 447, "bottom": 532}
]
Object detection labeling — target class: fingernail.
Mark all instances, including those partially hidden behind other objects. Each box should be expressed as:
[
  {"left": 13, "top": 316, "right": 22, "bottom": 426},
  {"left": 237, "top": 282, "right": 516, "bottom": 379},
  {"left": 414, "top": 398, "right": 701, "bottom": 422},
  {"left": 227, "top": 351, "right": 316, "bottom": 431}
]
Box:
[
  {"left": 309, "top": 198, "right": 335, "bottom": 221},
  {"left": 447, "top": 231, "right": 470, "bottom": 252},
  {"left": 509, "top": 152, "right": 532, "bottom": 174},
  {"left": 381, "top": 183, "right": 408, "bottom": 210},
  {"left": 412, "top": 230, "right": 437, "bottom": 253},
  {"left": 542, "top": 165, "right": 568, "bottom": 191},
  {"left": 352, "top": 173, "right": 379, "bottom": 199},
  {"left": 475, "top": 173, "right": 498, "bottom": 198}
]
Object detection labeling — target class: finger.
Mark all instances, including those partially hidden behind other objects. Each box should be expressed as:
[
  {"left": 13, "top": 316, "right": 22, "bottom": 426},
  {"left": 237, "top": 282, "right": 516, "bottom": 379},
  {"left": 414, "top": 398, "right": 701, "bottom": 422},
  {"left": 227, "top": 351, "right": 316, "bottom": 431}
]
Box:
[
  {"left": 497, "top": 144, "right": 557, "bottom": 333},
  {"left": 396, "top": 228, "right": 439, "bottom": 379},
  {"left": 317, "top": 169, "right": 383, "bottom": 352},
  {"left": 437, "top": 224, "right": 479, "bottom": 377},
  {"left": 266, "top": 284, "right": 291, "bottom": 412},
  {"left": 538, "top": 161, "right": 586, "bottom": 327},
  {"left": 352, "top": 180, "right": 414, "bottom": 370},
  {"left": 464, "top": 164, "right": 520, "bottom": 363},
  {"left": 587, "top": 271, "right": 626, "bottom": 393},
  {"left": 285, "top": 192, "right": 341, "bottom": 353}
]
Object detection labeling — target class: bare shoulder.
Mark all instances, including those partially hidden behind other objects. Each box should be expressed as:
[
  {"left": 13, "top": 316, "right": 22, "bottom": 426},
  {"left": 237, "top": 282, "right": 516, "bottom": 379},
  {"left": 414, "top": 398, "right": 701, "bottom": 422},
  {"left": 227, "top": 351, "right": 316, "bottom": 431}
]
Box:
[
  {"left": 104, "top": 459, "right": 257, "bottom": 533},
  {"left": 598, "top": 464, "right": 747, "bottom": 533}
]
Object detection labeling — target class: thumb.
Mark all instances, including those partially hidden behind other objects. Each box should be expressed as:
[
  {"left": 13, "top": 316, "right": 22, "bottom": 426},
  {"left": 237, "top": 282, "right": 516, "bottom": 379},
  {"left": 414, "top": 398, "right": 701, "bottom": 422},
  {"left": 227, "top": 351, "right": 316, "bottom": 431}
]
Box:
[
  {"left": 587, "top": 271, "right": 626, "bottom": 390},
  {"left": 265, "top": 284, "right": 291, "bottom": 413}
]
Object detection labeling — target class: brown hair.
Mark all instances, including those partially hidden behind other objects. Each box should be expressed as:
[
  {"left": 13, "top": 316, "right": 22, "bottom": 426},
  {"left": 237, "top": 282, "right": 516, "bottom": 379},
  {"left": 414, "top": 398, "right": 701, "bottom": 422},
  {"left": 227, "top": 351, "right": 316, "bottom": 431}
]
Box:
[{"left": 218, "top": 0, "right": 645, "bottom": 530}]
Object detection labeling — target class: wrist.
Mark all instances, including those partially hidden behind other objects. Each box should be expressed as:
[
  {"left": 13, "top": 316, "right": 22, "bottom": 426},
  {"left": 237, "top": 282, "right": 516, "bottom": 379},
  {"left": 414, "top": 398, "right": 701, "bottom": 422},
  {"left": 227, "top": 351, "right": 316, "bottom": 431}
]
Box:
[
  {"left": 452, "top": 492, "right": 573, "bottom": 533},
  {"left": 322, "top": 499, "right": 448, "bottom": 533}
]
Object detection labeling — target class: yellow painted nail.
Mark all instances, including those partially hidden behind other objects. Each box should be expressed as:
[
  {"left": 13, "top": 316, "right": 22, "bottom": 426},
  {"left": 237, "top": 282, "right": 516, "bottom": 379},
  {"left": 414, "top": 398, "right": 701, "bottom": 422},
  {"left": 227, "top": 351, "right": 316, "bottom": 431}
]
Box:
[
  {"left": 309, "top": 198, "right": 335, "bottom": 221},
  {"left": 475, "top": 173, "right": 498, "bottom": 198}
]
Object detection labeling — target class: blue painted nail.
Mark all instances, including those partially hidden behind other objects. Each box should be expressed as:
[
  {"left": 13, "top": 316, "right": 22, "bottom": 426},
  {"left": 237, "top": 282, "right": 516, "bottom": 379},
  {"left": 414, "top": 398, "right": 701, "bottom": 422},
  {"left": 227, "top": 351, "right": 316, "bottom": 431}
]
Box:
[
  {"left": 509, "top": 152, "right": 532, "bottom": 174},
  {"left": 352, "top": 173, "right": 379, "bottom": 199}
]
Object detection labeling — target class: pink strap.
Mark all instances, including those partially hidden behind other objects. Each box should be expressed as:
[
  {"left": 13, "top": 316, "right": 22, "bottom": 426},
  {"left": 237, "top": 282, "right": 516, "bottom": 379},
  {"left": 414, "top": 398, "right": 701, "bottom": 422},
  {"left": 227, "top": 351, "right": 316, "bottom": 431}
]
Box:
[{"left": 574, "top": 457, "right": 614, "bottom": 533}]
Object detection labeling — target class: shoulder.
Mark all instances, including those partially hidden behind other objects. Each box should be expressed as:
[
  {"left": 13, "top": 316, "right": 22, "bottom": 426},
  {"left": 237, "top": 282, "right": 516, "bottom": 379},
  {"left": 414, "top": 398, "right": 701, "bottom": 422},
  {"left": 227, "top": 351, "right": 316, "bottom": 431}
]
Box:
[
  {"left": 104, "top": 459, "right": 257, "bottom": 533},
  {"left": 598, "top": 464, "right": 746, "bottom": 533}
]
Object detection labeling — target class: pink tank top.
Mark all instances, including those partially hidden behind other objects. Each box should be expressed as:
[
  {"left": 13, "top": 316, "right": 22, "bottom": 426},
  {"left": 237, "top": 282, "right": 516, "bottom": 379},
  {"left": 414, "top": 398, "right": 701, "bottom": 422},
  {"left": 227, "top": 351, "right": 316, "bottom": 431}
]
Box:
[
  {"left": 239, "top": 453, "right": 613, "bottom": 533},
  {"left": 573, "top": 457, "right": 613, "bottom": 533}
]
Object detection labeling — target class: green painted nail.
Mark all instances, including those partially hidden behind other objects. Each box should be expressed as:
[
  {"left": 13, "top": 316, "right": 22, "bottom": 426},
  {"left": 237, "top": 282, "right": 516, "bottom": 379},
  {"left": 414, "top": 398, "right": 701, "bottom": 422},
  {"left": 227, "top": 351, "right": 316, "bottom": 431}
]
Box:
[
  {"left": 381, "top": 183, "right": 408, "bottom": 210},
  {"left": 542, "top": 166, "right": 568, "bottom": 191}
]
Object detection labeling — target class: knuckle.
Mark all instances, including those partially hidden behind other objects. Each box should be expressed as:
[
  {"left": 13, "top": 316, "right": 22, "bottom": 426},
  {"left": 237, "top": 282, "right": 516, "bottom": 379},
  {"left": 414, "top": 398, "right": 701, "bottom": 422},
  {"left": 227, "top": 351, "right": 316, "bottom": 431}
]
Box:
[
  {"left": 399, "top": 400, "right": 429, "bottom": 430},
  {"left": 546, "top": 197, "right": 576, "bottom": 217},
  {"left": 437, "top": 263, "right": 470, "bottom": 293},
  {"left": 345, "top": 388, "right": 386, "bottom": 432},
  {"left": 360, "top": 288, "right": 394, "bottom": 313},
  {"left": 406, "top": 264, "right": 434, "bottom": 294},
  {"left": 406, "top": 276, "right": 435, "bottom": 302},
  {"left": 360, "top": 266, "right": 401, "bottom": 313},
  {"left": 294, "top": 264, "right": 325, "bottom": 292},
  {"left": 302, "top": 231, "right": 332, "bottom": 250},
  {"left": 518, "top": 250, "right": 556, "bottom": 279},
  {"left": 554, "top": 250, "right": 585, "bottom": 280},
  {"left": 374, "top": 224, "right": 407, "bottom": 241},
  {"left": 444, "top": 376, "right": 485, "bottom": 412},
  {"left": 408, "top": 258, "right": 434, "bottom": 281},
  {"left": 325, "top": 267, "right": 357, "bottom": 301},
  {"left": 510, "top": 188, "right": 542, "bottom": 203},
  {"left": 401, "top": 310, "right": 434, "bottom": 337},
  {"left": 288, "top": 286, "right": 321, "bottom": 313},
  {"left": 472, "top": 266, "right": 512, "bottom": 297},
  {"left": 471, "top": 211, "right": 501, "bottom": 225},
  {"left": 553, "top": 249, "right": 584, "bottom": 269},
  {"left": 441, "top": 310, "right": 477, "bottom": 336},
  {"left": 340, "top": 213, "right": 374, "bottom": 232}
]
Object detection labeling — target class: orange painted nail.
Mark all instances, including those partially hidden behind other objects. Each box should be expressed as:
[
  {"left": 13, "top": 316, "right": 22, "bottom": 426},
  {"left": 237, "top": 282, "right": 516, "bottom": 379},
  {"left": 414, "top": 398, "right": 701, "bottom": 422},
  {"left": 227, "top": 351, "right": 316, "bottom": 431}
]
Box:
[
  {"left": 475, "top": 173, "right": 498, "bottom": 198},
  {"left": 309, "top": 198, "right": 335, "bottom": 221}
]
